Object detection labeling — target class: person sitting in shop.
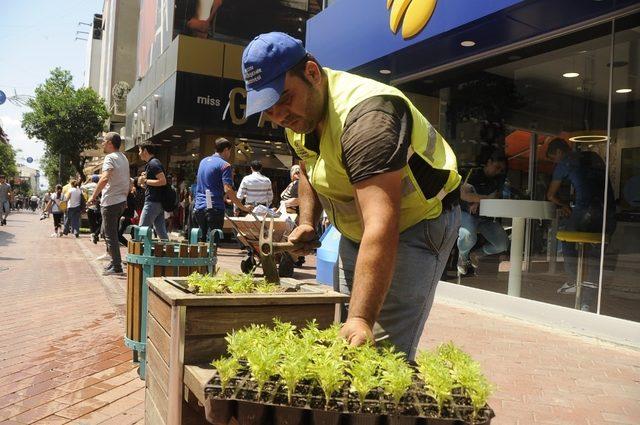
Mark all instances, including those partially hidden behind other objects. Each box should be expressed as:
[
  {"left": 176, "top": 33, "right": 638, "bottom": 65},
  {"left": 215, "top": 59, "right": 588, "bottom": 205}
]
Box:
[
  {"left": 546, "top": 138, "right": 615, "bottom": 311},
  {"left": 457, "top": 150, "right": 509, "bottom": 276}
]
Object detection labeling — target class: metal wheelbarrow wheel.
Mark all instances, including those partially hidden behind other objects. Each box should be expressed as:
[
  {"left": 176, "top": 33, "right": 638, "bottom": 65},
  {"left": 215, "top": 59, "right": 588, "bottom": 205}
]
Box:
[
  {"left": 240, "top": 256, "right": 256, "bottom": 274},
  {"left": 278, "top": 252, "right": 295, "bottom": 278}
]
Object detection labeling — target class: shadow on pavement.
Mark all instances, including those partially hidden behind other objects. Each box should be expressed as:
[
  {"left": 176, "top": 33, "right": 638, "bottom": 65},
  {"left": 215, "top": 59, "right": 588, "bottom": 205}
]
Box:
[{"left": 0, "top": 230, "right": 15, "bottom": 247}]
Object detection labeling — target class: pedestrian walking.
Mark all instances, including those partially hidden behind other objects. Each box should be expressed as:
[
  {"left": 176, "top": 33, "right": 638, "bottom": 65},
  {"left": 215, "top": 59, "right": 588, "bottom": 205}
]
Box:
[
  {"left": 82, "top": 175, "right": 102, "bottom": 244},
  {"left": 193, "top": 137, "right": 251, "bottom": 242},
  {"left": 0, "top": 175, "right": 11, "bottom": 226},
  {"left": 237, "top": 160, "right": 273, "bottom": 209},
  {"left": 88, "top": 132, "right": 130, "bottom": 276},
  {"left": 45, "top": 185, "right": 65, "bottom": 237},
  {"left": 242, "top": 33, "right": 461, "bottom": 359},
  {"left": 118, "top": 179, "right": 137, "bottom": 247},
  {"left": 63, "top": 180, "right": 83, "bottom": 237},
  {"left": 136, "top": 141, "right": 168, "bottom": 240}
]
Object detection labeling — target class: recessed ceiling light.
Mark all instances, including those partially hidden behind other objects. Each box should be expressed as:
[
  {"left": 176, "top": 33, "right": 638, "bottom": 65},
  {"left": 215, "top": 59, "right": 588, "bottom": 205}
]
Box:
[
  {"left": 460, "top": 40, "right": 476, "bottom": 47},
  {"left": 185, "top": 129, "right": 195, "bottom": 133},
  {"left": 191, "top": 153, "right": 197, "bottom": 157},
  {"left": 172, "top": 135, "right": 181, "bottom": 138},
  {"left": 616, "top": 88, "right": 632, "bottom": 94},
  {"left": 261, "top": 149, "right": 268, "bottom": 152},
  {"left": 569, "top": 135, "right": 609, "bottom": 143},
  {"left": 379, "top": 69, "right": 391, "bottom": 75},
  {"left": 163, "top": 139, "right": 170, "bottom": 142},
  {"left": 563, "top": 72, "right": 580, "bottom": 78},
  {"left": 265, "top": 141, "right": 271, "bottom": 144},
  {"left": 237, "top": 149, "right": 242, "bottom": 154},
  {"left": 239, "top": 137, "right": 248, "bottom": 141}
]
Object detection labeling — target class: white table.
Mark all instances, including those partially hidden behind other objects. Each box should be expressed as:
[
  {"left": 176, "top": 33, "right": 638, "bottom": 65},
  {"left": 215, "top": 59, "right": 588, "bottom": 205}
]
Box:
[{"left": 479, "top": 199, "right": 555, "bottom": 297}]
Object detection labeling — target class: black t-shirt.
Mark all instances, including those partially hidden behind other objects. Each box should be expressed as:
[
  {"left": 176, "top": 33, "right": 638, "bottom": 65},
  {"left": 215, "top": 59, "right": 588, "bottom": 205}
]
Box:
[
  {"left": 302, "top": 95, "right": 450, "bottom": 200},
  {"left": 460, "top": 167, "right": 504, "bottom": 213},
  {"left": 145, "top": 157, "right": 164, "bottom": 202}
]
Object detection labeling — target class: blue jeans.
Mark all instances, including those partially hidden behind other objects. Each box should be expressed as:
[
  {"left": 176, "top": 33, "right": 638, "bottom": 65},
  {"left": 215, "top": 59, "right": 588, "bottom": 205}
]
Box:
[
  {"left": 457, "top": 212, "right": 509, "bottom": 260},
  {"left": 139, "top": 201, "right": 168, "bottom": 240},
  {"left": 1, "top": 201, "right": 9, "bottom": 219},
  {"left": 63, "top": 206, "right": 81, "bottom": 236},
  {"left": 338, "top": 206, "right": 461, "bottom": 360}
]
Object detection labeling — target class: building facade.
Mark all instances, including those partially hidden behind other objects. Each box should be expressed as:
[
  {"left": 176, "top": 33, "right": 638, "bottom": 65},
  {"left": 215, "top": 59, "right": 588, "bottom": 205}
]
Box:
[{"left": 307, "top": 0, "right": 640, "bottom": 324}]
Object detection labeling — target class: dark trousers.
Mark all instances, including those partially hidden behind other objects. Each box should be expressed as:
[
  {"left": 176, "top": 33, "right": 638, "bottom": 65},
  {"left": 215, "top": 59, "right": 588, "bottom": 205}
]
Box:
[
  {"left": 119, "top": 216, "right": 132, "bottom": 247},
  {"left": 101, "top": 202, "right": 126, "bottom": 268},
  {"left": 194, "top": 208, "right": 224, "bottom": 242},
  {"left": 87, "top": 208, "right": 102, "bottom": 237}
]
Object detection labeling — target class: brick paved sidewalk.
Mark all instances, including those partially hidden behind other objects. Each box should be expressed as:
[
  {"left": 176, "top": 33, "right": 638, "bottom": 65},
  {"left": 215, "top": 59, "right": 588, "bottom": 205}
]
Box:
[
  {"left": 1, "top": 211, "right": 639, "bottom": 424},
  {"left": 0, "top": 212, "right": 144, "bottom": 424}
]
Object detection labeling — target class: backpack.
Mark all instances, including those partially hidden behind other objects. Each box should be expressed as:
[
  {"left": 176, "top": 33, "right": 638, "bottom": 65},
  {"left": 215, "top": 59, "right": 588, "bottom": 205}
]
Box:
[{"left": 161, "top": 184, "right": 179, "bottom": 212}]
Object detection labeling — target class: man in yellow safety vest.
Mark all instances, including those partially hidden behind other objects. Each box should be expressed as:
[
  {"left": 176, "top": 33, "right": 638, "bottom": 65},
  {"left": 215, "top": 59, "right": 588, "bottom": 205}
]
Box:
[{"left": 242, "top": 32, "right": 461, "bottom": 359}]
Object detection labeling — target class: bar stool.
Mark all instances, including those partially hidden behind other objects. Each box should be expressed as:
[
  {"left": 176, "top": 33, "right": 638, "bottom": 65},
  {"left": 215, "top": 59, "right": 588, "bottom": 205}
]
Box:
[{"left": 555, "top": 231, "right": 604, "bottom": 309}]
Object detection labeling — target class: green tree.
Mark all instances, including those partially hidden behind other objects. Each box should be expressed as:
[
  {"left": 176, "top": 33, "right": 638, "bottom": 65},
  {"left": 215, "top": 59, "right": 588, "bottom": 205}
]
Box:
[
  {"left": 21, "top": 68, "right": 109, "bottom": 184},
  {"left": 0, "top": 142, "right": 18, "bottom": 178}
]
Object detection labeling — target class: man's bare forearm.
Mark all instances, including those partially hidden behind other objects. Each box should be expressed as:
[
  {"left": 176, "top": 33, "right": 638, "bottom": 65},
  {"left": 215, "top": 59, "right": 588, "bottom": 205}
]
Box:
[
  {"left": 347, "top": 221, "right": 399, "bottom": 326},
  {"left": 298, "top": 163, "right": 322, "bottom": 227}
]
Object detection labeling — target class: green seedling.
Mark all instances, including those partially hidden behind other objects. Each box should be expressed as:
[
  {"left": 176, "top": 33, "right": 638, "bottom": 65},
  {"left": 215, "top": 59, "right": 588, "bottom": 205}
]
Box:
[
  {"left": 416, "top": 351, "right": 454, "bottom": 415},
  {"left": 246, "top": 344, "right": 280, "bottom": 399},
  {"left": 379, "top": 350, "right": 413, "bottom": 406},
  {"left": 225, "top": 324, "right": 268, "bottom": 359},
  {"left": 308, "top": 344, "right": 346, "bottom": 408},
  {"left": 211, "top": 356, "right": 240, "bottom": 392},
  {"left": 454, "top": 359, "right": 493, "bottom": 420},
  {"left": 348, "top": 345, "right": 380, "bottom": 410},
  {"left": 277, "top": 343, "right": 311, "bottom": 404},
  {"left": 226, "top": 272, "right": 257, "bottom": 293}
]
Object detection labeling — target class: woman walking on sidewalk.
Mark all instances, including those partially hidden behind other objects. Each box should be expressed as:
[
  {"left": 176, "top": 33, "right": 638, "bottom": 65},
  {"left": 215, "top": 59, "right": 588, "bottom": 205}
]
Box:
[
  {"left": 45, "top": 185, "right": 65, "bottom": 237},
  {"left": 63, "top": 180, "right": 83, "bottom": 238}
]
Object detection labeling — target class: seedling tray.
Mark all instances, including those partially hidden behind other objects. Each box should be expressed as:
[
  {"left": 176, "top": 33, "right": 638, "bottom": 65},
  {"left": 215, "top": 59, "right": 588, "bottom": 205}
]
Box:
[{"left": 203, "top": 367, "right": 494, "bottom": 425}]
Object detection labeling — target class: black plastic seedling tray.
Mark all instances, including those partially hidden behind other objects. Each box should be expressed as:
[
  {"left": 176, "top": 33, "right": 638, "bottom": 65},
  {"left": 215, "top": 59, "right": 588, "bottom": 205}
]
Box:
[{"left": 203, "top": 368, "right": 494, "bottom": 425}]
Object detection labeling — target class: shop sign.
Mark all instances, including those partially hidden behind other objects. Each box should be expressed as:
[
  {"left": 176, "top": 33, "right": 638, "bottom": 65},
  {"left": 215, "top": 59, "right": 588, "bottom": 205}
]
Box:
[
  {"left": 175, "top": 72, "right": 282, "bottom": 139},
  {"left": 388, "top": 0, "right": 438, "bottom": 39}
]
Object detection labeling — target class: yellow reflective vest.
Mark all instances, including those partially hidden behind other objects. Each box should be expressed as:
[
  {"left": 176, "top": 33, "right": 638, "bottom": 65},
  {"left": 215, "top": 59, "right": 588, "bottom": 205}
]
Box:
[{"left": 286, "top": 68, "right": 460, "bottom": 242}]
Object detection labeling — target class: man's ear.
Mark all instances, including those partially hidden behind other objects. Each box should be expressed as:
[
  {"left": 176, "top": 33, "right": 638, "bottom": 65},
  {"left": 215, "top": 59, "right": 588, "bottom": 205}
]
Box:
[{"left": 305, "top": 61, "right": 322, "bottom": 86}]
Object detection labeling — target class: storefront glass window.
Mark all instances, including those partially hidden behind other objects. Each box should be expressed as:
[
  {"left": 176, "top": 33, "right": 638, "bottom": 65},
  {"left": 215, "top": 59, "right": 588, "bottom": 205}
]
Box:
[{"left": 401, "top": 16, "right": 639, "bottom": 322}]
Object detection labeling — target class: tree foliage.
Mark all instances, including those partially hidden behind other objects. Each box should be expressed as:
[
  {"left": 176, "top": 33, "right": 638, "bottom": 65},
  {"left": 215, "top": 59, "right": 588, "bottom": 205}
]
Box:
[
  {"left": 0, "top": 142, "right": 18, "bottom": 178},
  {"left": 21, "top": 68, "right": 109, "bottom": 184}
]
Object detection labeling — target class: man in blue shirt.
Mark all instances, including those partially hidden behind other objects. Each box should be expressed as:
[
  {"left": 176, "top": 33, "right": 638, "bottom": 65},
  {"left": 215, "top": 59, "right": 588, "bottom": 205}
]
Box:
[
  {"left": 546, "top": 138, "right": 615, "bottom": 310},
  {"left": 193, "top": 137, "right": 249, "bottom": 241}
]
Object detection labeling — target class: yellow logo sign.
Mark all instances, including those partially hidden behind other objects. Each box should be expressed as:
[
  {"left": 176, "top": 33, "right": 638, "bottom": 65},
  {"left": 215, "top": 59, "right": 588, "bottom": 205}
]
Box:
[{"left": 387, "top": 0, "right": 438, "bottom": 39}]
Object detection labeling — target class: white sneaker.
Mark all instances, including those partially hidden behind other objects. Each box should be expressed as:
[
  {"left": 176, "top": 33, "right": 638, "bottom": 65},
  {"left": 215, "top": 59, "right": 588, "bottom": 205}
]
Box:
[
  {"left": 50, "top": 233, "right": 58, "bottom": 238},
  {"left": 95, "top": 253, "right": 110, "bottom": 261},
  {"left": 557, "top": 281, "right": 576, "bottom": 294}
]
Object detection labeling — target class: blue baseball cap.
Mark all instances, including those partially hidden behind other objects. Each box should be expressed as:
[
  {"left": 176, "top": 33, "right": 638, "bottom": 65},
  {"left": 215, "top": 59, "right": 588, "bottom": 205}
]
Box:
[{"left": 242, "top": 32, "right": 307, "bottom": 118}]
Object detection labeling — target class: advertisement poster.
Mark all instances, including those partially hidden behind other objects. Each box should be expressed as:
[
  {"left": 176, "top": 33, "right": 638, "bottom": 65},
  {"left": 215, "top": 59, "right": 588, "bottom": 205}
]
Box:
[{"left": 173, "top": 0, "right": 316, "bottom": 42}]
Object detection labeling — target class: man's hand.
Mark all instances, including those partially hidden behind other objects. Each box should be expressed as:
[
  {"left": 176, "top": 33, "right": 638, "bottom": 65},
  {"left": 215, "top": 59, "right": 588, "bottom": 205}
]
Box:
[
  {"left": 559, "top": 204, "right": 572, "bottom": 217},
  {"left": 339, "top": 317, "right": 374, "bottom": 347},
  {"left": 287, "top": 223, "right": 318, "bottom": 255},
  {"left": 469, "top": 202, "right": 479, "bottom": 215},
  {"left": 87, "top": 198, "right": 96, "bottom": 207}
]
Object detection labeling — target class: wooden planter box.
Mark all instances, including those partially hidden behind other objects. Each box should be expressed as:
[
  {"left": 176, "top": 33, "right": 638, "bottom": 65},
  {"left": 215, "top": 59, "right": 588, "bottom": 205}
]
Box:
[{"left": 144, "top": 276, "right": 348, "bottom": 425}]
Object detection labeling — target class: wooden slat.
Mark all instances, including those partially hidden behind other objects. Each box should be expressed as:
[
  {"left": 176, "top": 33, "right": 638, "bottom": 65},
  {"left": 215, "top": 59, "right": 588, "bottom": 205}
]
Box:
[
  {"left": 147, "top": 315, "right": 171, "bottom": 365},
  {"left": 154, "top": 243, "right": 164, "bottom": 277},
  {"left": 146, "top": 365, "right": 168, "bottom": 424},
  {"left": 185, "top": 304, "right": 336, "bottom": 336},
  {"left": 183, "top": 335, "right": 228, "bottom": 364},
  {"left": 149, "top": 290, "right": 172, "bottom": 334},
  {"left": 184, "top": 365, "right": 216, "bottom": 406},
  {"left": 145, "top": 388, "right": 166, "bottom": 425},
  {"left": 132, "top": 241, "right": 143, "bottom": 341},
  {"left": 147, "top": 339, "right": 169, "bottom": 399},
  {"left": 179, "top": 245, "right": 190, "bottom": 277},
  {"left": 198, "top": 243, "right": 208, "bottom": 274},
  {"left": 164, "top": 243, "right": 176, "bottom": 277},
  {"left": 188, "top": 245, "right": 198, "bottom": 275},
  {"left": 182, "top": 396, "right": 210, "bottom": 425}
]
